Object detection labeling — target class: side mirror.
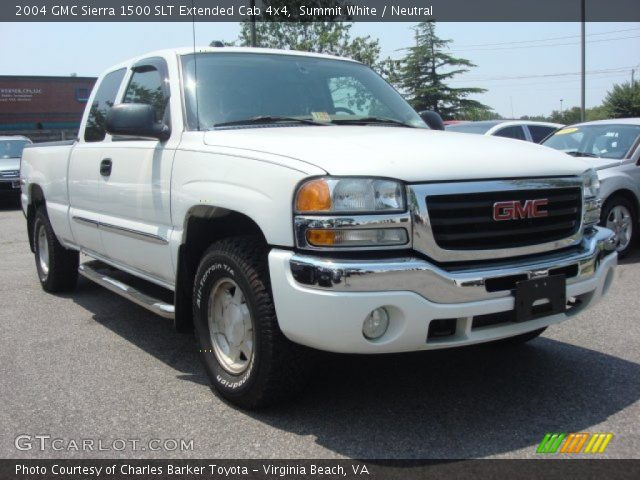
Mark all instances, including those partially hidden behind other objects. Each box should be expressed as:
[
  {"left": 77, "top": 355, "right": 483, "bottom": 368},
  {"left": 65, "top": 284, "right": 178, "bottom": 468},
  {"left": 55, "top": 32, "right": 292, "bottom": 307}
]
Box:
[
  {"left": 106, "top": 103, "right": 170, "bottom": 141},
  {"left": 419, "top": 110, "right": 445, "bottom": 131}
]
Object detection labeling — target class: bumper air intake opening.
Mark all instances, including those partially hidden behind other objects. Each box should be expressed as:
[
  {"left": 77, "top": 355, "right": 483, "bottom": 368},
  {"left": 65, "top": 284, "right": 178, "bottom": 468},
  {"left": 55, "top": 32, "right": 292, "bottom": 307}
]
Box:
[
  {"left": 427, "top": 319, "right": 457, "bottom": 340},
  {"left": 472, "top": 310, "right": 515, "bottom": 330}
]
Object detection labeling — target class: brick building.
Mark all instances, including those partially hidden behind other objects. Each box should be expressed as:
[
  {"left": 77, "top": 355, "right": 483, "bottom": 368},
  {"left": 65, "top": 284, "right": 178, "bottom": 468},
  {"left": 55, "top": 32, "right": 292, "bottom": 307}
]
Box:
[{"left": 0, "top": 75, "right": 96, "bottom": 141}]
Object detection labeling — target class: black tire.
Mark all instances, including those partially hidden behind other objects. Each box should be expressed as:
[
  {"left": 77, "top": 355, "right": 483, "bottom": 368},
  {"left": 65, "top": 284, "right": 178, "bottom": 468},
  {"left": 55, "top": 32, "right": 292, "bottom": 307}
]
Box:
[
  {"left": 493, "top": 327, "right": 547, "bottom": 347},
  {"left": 192, "top": 236, "right": 305, "bottom": 409},
  {"left": 600, "top": 195, "right": 638, "bottom": 258},
  {"left": 33, "top": 209, "right": 79, "bottom": 292}
]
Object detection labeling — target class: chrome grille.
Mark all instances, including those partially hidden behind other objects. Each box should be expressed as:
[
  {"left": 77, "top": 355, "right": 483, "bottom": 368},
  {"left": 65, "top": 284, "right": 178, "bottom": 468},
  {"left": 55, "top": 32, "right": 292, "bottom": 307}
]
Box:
[
  {"left": 409, "top": 178, "right": 584, "bottom": 263},
  {"left": 0, "top": 170, "right": 19, "bottom": 179},
  {"left": 427, "top": 187, "right": 582, "bottom": 250}
]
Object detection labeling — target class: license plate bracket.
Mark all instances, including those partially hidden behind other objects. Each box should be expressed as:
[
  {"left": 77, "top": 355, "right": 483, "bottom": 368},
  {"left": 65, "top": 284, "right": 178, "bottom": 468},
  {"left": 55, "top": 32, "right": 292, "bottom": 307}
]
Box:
[{"left": 515, "top": 274, "right": 566, "bottom": 322}]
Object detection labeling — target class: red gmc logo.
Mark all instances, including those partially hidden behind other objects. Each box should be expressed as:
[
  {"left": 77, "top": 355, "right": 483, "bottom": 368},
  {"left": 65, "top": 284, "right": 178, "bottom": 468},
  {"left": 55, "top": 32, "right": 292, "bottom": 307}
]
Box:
[{"left": 493, "top": 199, "right": 549, "bottom": 221}]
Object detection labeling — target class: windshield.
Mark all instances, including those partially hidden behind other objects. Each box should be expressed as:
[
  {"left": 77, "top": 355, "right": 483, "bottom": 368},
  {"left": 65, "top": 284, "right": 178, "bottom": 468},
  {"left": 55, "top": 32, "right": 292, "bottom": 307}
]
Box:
[
  {"left": 0, "top": 139, "right": 29, "bottom": 159},
  {"left": 543, "top": 124, "right": 640, "bottom": 159},
  {"left": 180, "top": 52, "right": 426, "bottom": 129},
  {"left": 445, "top": 123, "right": 495, "bottom": 134}
]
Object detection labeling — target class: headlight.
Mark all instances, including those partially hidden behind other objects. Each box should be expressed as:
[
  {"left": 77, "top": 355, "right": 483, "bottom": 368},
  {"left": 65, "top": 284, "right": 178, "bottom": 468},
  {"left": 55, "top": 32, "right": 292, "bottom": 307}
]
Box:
[
  {"left": 582, "top": 169, "right": 601, "bottom": 227},
  {"left": 582, "top": 168, "right": 600, "bottom": 198},
  {"left": 294, "top": 177, "right": 410, "bottom": 249},
  {"left": 295, "top": 177, "right": 405, "bottom": 214}
]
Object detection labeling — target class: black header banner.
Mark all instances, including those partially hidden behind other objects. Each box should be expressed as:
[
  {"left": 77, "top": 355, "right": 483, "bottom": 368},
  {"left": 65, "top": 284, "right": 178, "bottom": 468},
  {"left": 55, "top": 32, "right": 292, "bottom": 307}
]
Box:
[
  {"left": 1, "top": 459, "right": 640, "bottom": 480},
  {"left": 4, "top": 0, "right": 640, "bottom": 22}
]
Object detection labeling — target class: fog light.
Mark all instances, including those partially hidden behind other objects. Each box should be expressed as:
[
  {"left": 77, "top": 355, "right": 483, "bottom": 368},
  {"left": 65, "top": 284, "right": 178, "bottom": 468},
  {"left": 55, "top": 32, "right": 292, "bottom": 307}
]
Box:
[{"left": 362, "top": 307, "right": 390, "bottom": 340}]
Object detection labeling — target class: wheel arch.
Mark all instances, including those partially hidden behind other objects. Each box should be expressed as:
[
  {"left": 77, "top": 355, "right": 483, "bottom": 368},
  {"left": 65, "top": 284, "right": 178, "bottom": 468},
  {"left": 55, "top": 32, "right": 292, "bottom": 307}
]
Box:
[
  {"left": 173, "top": 205, "right": 269, "bottom": 332},
  {"left": 602, "top": 188, "right": 640, "bottom": 217},
  {"left": 26, "top": 184, "right": 46, "bottom": 253}
]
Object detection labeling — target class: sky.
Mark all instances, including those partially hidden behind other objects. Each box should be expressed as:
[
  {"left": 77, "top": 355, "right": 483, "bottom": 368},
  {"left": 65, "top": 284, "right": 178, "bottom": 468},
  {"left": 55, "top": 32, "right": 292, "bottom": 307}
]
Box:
[{"left": 1, "top": 21, "right": 638, "bottom": 118}]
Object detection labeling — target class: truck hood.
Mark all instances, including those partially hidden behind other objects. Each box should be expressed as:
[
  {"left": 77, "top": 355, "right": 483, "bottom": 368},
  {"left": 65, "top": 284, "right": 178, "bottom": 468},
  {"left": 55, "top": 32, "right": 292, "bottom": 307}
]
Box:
[
  {"left": 203, "top": 126, "right": 589, "bottom": 181},
  {"left": 0, "top": 157, "right": 19, "bottom": 172}
]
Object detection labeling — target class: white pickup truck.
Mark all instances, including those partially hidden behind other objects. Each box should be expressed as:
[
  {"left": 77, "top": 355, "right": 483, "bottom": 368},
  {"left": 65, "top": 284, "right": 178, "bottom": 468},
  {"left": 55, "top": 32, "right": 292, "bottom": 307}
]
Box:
[{"left": 21, "top": 47, "right": 617, "bottom": 408}]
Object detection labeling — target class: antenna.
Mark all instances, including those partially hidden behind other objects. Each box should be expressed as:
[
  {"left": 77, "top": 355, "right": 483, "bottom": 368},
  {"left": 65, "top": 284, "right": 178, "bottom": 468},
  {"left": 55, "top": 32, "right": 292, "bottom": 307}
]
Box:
[{"left": 191, "top": 0, "right": 200, "bottom": 131}]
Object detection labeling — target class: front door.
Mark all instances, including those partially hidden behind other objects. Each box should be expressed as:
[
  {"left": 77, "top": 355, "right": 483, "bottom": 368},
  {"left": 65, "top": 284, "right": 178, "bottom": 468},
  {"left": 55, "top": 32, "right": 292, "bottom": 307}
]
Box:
[{"left": 98, "top": 58, "right": 176, "bottom": 286}]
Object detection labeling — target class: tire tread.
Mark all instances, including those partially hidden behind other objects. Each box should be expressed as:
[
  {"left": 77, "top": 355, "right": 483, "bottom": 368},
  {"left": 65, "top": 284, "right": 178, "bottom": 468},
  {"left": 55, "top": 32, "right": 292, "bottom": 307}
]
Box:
[
  {"left": 34, "top": 209, "right": 79, "bottom": 293},
  {"left": 194, "top": 236, "right": 306, "bottom": 409}
]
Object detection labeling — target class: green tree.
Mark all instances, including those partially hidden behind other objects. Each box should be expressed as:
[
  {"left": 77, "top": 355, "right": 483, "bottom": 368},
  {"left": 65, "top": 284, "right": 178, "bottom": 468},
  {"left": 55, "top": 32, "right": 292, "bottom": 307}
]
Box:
[
  {"left": 586, "top": 105, "right": 610, "bottom": 121},
  {"left": 519, "top": 114, "right": 549, "bottom": 122},
  {"left": 236, "top": 22, "right": 381, "bottom": 67},
  {"left": 546, "top": 105, "right": 611, "bottom": 125},
  {"left": 393, "top": 22, "right": 490, "bottom": 120},
  {"left": 460, "top": 107, "right": 501, "bottom": 121},
  {"left": 549, "top": 106, "right": 582, "bottom": 125},
  {"left": 603, "top": 81, "right": 640, "bottom": 118}
]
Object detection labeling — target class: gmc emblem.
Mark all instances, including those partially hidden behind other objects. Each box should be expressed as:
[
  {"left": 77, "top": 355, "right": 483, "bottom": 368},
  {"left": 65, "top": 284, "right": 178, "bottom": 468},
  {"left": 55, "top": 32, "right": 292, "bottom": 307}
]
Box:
[{"left": 493, "top": 199, "right": 549, "bottom": 221}]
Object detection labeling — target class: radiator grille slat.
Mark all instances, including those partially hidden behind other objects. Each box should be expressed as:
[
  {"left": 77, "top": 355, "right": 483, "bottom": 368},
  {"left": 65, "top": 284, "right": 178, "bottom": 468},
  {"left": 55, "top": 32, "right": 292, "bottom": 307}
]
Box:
[{"left": 427, "top": 187, "right": 582, "bottom": 250}]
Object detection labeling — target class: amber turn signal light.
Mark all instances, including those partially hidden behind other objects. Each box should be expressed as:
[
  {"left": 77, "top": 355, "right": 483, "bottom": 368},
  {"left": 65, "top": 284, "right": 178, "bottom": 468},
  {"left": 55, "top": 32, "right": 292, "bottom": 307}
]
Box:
[
  {"left": 306, "top": 229, "right": 336, "bottom": 246},
  {"left": 295, "top": 179, "right": 332, "bottom": 213}
]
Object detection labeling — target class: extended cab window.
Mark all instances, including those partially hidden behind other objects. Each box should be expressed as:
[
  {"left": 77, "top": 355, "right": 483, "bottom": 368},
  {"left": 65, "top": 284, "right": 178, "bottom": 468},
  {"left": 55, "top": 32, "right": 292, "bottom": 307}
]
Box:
[
  {"left": 84, "top": 68, "right": 126, "bottom": 142},
  {"left": 123, "top": 66, "right": 169, "bottom": 123}
]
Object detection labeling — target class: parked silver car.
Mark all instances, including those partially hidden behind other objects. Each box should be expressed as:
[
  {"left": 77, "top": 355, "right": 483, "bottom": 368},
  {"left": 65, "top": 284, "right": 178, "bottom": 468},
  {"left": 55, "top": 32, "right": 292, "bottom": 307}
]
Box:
[
  {"left": 0, "top": 136, "right": 31, "bottom": 202},
  {"left": 445, "top": 120, "right": 563, "bottom": 143},
  {"left": 542, "top": 118, "right": 640, "bottom": 256}
]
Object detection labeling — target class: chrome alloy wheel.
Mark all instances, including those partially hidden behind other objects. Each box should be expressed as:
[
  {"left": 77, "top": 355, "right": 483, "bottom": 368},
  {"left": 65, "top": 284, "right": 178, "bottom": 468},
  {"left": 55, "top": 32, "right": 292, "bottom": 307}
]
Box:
[
  {"left": 606, "top": 204, "right": 633, "bottom": 252},
  {"left": 208, "top": 278, "right": 254, "bottom": 375},
  {"left": 37, "top": 223, "right": 50, "bottom": 278}
]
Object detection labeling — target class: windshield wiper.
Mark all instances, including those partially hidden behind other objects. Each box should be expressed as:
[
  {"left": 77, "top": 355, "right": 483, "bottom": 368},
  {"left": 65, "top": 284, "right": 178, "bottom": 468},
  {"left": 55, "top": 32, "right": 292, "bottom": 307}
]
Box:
[
  {"left": 566, "top": 151, "right": 599, "bottom": 158},
  {"left": 213, "top": 115, "right": 328, "bottom": 128},
  {"left": 330, "top": 116, "right": 417, "bottom": 128}
]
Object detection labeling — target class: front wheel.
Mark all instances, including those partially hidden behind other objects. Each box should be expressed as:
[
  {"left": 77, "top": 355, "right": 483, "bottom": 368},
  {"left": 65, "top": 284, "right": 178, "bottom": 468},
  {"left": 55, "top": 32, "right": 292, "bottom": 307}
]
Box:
[
  {"left": 33, "top": 209, "right": 79, "bottom": 292},
  {"left": 600, "top": 196, "right": 637, "bottom": 258},
  {"left": 193, "top": 236, "right": 305, "bottom": 409}
]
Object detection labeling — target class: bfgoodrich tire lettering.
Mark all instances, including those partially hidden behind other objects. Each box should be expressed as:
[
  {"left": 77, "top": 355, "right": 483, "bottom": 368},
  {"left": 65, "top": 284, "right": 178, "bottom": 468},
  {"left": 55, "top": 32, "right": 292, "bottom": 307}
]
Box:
[{"left": 193, "top": 236, "right": 305, "bottom": 409}]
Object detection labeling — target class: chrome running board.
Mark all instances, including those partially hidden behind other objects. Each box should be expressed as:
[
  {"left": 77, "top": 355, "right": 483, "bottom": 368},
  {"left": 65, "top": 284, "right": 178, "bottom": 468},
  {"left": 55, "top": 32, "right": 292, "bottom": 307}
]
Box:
[{"left": 79, "top": 262, "right": 175, "bottom": 319}]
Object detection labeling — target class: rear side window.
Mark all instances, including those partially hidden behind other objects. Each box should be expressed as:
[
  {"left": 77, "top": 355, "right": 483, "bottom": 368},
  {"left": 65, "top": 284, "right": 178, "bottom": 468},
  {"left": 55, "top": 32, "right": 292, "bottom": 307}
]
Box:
[
  {"left": 84, "top": 68, "right": 126, "bottom": 142},
  {"left": 494, "top": 125, "right": 526, "bottom": 141},
  {"left": 528, "top": 125, "right": 557, "bottom": 143}
]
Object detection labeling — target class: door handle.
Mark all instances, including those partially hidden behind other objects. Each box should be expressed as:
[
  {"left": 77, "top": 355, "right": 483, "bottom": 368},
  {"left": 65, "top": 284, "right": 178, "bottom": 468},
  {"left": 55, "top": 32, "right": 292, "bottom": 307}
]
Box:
[{"left": 100, "top": 158, "right": 112, "bottom": 177}]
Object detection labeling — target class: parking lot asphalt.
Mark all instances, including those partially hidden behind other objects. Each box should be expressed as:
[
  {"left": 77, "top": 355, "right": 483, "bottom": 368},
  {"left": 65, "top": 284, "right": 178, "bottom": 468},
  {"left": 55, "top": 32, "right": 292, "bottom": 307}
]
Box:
[{"left": 0, "top": 198, "right": 638, "bottom": 459}]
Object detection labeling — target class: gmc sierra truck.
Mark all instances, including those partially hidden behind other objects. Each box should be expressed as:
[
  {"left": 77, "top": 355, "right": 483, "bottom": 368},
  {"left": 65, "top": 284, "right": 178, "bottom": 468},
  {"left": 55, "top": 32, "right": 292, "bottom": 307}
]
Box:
[{"left": 21, "top": 47, "right": 617, "bottom": 408}]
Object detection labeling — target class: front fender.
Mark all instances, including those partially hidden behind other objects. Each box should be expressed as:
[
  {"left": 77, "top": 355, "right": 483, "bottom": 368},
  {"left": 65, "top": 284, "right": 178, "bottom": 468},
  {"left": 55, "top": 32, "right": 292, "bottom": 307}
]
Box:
[
  {"left": 171, "top": 149, "right": 315, "bottom": 247},
  {"left": 598, "top": 167, "right": 640, "bottom": 211}
]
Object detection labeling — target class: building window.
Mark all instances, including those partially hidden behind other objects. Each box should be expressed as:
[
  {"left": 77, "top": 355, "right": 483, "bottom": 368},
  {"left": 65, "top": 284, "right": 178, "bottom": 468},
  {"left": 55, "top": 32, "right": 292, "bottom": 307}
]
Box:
[{"left": 75, "top": 87, "right": 90, "bottom": 102}]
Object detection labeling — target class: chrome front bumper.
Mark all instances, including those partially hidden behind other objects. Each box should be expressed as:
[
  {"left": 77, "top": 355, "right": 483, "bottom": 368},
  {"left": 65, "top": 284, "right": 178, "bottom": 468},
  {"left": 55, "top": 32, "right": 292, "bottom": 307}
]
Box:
[{"left": 289, "top": 227, "right": 617, "bottom": 304}]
